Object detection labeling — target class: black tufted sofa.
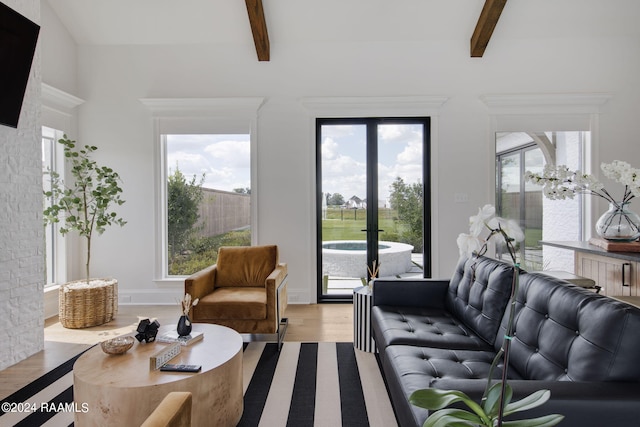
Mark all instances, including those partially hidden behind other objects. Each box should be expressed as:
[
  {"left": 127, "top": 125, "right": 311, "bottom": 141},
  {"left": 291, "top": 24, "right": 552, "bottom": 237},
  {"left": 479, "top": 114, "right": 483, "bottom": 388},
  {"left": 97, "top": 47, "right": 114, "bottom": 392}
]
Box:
[{"left": 372, "top": 255, "right": 640, "bottom": 427}]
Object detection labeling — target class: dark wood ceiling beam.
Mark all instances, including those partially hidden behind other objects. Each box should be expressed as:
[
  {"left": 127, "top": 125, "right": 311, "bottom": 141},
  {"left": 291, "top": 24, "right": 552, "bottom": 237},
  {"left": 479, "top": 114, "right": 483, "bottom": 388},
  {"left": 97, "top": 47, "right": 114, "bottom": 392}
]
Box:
[
  {"left": 245, "top": 0, "right": 270, "bottom": 61},
  {"left": 470, "top": 0, "right": 508, "bottom": 57}
]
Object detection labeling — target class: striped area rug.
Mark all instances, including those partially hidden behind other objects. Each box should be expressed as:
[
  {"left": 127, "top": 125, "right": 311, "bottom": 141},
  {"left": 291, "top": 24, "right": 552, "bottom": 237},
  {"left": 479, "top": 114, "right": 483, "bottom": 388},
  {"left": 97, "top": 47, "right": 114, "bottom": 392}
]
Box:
[{"left": 0, "top": 342, "right": 397, "bottom": 427}]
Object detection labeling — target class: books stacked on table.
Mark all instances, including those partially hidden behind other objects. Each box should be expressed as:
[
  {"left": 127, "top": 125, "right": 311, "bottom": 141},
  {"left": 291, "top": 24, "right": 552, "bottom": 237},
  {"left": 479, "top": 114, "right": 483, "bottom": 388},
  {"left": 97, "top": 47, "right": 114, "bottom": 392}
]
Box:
[{"left": 157, "top": 330, "right": 204, "bottom": 346}]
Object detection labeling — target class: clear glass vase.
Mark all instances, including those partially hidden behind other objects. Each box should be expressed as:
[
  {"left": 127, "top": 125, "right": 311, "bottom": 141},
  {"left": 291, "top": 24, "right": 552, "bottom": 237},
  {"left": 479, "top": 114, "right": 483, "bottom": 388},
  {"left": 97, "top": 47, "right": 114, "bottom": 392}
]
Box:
[{"left": 595, "top": 201, "right": 640, "bottom": 242}]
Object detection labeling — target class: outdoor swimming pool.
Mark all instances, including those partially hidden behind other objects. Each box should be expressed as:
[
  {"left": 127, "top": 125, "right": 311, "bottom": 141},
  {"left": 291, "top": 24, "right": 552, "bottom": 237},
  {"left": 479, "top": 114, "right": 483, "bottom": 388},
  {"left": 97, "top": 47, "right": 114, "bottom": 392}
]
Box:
[{"left": 322, "top": 240, "right": 414, "bottom": 278}]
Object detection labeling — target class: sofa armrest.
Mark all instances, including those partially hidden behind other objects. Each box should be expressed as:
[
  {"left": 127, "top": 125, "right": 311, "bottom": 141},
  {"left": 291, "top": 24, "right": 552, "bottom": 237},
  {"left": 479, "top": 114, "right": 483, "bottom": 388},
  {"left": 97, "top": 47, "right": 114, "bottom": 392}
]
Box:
[
  {"left": 265, "top": 262, "right": 288, "bottom": 317},
  {"left": 265, "top": 262, "right": 288, "bottom": 289},
  {"left": 184, "top": 264, "right": 216, "bottom": 302},
  {"left": 372, "top": 278, "right": 450, "bottom": 308},
  {"left": 140, "top": 391, "right": 192, "bottom": 427}
]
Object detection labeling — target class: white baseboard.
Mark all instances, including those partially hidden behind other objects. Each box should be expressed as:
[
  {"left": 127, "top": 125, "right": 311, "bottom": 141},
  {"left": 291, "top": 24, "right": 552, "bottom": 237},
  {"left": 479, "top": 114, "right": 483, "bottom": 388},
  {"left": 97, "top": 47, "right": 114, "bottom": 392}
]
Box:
[{"left": 44, "top": 286, "right": 59, "bottom": 319}]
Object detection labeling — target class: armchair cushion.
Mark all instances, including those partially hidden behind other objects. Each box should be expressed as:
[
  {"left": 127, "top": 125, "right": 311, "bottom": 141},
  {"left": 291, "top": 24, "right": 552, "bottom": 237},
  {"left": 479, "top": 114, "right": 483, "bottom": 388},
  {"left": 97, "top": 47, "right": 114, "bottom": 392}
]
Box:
[
  {"left": 216, "top": 245, "right": 278, "bottom": 287},
  {"left": 198, "top": 287, "right": 267, "bottom": 320}
]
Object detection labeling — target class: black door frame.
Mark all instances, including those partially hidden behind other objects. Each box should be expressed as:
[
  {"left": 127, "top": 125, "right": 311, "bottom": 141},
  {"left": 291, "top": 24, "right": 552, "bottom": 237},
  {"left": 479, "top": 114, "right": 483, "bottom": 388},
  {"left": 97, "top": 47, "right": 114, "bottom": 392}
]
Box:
[{"left": 316, "top": 117, "right": 432, "bottom": 302}]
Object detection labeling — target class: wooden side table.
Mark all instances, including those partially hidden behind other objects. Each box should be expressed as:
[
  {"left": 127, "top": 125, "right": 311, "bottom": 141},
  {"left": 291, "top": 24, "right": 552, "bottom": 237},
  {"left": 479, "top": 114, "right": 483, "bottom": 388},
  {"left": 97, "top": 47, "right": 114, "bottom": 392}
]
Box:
[
  {"left": 73, "top": 324, "right": 243, "bottom": 427},
  {"left": 353, "top": 286, "right": 376, "bottom": 353}
]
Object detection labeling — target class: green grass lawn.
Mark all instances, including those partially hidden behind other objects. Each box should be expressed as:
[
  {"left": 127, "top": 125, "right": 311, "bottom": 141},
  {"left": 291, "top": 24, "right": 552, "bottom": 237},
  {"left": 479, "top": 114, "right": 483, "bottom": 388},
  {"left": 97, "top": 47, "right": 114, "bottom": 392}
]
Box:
[{"left": 322, "top": 208, "right": 400, "bottom": 241}]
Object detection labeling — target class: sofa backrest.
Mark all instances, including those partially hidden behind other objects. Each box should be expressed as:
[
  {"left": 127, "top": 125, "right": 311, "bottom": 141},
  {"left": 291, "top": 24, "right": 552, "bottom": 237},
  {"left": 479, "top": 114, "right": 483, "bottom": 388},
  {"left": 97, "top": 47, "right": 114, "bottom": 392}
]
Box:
[
  {"left": 495, "top": 272, "right": 640, "bottom": 382},
  {"left": 445, "top": 255, "right": 515, "bottom": 345}
]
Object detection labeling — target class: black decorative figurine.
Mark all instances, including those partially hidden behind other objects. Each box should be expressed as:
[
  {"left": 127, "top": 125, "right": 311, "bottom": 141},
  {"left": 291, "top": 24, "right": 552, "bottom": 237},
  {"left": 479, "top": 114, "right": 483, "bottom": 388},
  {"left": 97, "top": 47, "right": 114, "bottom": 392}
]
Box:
[{"left": 135, "top": 318, "right": 160, "bottom": 343}]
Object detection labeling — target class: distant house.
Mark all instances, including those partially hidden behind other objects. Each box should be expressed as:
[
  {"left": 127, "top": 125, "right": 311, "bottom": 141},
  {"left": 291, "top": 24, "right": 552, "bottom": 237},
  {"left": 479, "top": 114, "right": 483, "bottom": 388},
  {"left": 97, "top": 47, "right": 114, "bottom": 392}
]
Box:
[{"left": 345, "top": 195, "right": 366, "bottom": 209}]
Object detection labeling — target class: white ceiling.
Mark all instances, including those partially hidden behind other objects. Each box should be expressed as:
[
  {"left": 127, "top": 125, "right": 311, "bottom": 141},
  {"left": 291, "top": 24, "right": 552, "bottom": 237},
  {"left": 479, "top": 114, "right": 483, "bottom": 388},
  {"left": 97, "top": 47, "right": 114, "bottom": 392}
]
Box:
[{"left": 45, "top": 0, "right": 640, "bottom": 48}]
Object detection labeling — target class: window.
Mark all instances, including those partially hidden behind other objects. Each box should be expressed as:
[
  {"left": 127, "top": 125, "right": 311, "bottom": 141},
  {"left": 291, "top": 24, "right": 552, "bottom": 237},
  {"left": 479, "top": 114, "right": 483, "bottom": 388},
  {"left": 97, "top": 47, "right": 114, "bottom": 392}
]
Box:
[
  {"left": 42, "top": 126, "right": 64, "bottom": 286},
  {"left": 163, "top": 134, "right": 251, "bottom": 276},
  {"left": 496, "top": 131, "right": 589, "bottom": 271}
]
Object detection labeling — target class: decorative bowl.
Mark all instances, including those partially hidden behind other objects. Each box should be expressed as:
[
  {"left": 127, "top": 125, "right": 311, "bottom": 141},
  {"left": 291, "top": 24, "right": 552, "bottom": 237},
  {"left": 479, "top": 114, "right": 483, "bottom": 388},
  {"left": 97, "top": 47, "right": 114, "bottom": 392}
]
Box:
[{"left": 101, "top": 336, "right": 135, "bottom": 355}]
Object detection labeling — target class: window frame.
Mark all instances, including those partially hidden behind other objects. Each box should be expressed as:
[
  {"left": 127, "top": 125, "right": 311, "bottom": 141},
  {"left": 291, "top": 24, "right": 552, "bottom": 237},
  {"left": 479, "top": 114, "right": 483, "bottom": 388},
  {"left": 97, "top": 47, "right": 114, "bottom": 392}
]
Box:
[
  {"left": 141, "top": 97, "right": 264, "bottom": 282},
  {"left": 482, "top": 93, "right": 610, "bottom": 237},
  {"left": 163, "top": 132, "right": 252, "bottom": 277},
  {"left": 42, "top": 126, "right": 67, "bottom": 287}
]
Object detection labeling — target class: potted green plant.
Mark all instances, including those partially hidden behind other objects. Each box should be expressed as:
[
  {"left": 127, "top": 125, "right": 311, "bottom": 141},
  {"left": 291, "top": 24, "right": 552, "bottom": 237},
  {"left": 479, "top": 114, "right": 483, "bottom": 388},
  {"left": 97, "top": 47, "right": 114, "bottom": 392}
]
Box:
[{"left": 43, "top": 135, "right": 126, "bottom": 328}]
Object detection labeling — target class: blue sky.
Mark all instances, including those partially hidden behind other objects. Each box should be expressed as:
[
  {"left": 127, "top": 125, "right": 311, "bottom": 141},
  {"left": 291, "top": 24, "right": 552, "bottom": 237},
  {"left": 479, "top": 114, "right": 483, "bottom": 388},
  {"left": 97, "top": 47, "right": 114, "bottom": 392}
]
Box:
[
  {"left": 321, "top": 124, "right": 424, "bottom": 204},
  {"left": 165, "top": 125, "right": 424, "bottom": 202},
  {"left": 166, "top": 134, "right": 250, "bottom": 192}
]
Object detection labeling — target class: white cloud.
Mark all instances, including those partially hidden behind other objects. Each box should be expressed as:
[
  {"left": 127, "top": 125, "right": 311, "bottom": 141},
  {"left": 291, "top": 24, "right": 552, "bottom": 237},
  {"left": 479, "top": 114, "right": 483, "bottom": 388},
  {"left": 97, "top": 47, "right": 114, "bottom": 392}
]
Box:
[
  {"left": 166, "top": 134, "right": 250, "bottom": 192},
  {"left": 204, "top": 139, "right": 250, "bottom": 168},
  {"left": 397, "top": 139, "right": 422, "bottom": 165}
]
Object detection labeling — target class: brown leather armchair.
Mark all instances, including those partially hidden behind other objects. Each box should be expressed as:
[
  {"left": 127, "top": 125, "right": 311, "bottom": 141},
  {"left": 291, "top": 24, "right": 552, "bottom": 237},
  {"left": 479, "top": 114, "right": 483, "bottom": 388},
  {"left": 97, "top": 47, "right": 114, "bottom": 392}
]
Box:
[{"left": 185, "top": 245, "right": 288, "bottom": 346}]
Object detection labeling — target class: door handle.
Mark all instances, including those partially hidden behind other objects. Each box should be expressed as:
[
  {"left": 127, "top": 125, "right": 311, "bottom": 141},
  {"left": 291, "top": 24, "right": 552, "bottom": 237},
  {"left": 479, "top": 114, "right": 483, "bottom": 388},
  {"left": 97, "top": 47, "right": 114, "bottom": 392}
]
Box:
[
  {"left": 622, "top": 263, "right": 631, "bottom": 287},
  {"left": 360, "top": 229, "right": 385, "bottom": 232}
]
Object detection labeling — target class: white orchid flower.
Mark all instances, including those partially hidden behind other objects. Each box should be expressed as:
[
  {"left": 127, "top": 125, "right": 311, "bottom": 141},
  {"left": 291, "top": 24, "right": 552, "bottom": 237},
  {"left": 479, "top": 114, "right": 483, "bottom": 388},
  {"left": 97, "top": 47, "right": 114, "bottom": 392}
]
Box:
[
  {"left": 456, "top": 233, "right": 482, "bottom": 256},
  {"left": 469, "top": 204, "right": 495, "bottom": 236}
]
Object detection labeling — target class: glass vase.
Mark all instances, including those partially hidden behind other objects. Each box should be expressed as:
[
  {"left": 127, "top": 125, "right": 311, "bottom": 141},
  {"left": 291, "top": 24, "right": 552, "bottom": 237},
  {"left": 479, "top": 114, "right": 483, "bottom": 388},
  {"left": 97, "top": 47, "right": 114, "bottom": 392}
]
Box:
[{"left": 595, "top": 201, "right": 640, "bottom": 242}]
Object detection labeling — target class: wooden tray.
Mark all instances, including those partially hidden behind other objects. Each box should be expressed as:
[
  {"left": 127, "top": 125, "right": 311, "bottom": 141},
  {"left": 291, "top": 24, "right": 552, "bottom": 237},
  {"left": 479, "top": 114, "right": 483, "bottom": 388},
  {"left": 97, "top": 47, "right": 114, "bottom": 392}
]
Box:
[{"left": 588, "top": 237, "right": 640, "bottom": 252}]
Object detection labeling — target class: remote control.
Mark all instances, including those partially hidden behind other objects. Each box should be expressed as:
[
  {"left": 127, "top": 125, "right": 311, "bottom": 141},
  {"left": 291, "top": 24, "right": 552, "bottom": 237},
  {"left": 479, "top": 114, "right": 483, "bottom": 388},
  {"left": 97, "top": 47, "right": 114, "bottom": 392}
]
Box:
[{"left": 160, "top": 364, "right": 202, "bottom": 372}]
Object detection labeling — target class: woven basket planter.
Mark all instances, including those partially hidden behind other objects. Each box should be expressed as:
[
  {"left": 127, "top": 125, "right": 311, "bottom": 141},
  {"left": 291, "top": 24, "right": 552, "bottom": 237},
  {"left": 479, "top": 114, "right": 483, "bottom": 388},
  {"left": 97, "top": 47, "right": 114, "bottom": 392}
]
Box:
[{"left": 59, "top": 278, "right": 118, "bottom": 328}]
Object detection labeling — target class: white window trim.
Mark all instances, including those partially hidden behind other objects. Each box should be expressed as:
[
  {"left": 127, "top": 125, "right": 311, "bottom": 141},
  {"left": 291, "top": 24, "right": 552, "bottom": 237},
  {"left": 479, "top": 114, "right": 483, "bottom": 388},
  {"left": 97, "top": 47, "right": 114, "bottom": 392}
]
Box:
[
  {"left": 481, "top": 92, "right": 612, "bottom": 239},
  {"left": 140, "top": 97, "right": 265, "bottom": 283},
  {"left": 41, "top": 83, "right": 85, "bottom": 318}
]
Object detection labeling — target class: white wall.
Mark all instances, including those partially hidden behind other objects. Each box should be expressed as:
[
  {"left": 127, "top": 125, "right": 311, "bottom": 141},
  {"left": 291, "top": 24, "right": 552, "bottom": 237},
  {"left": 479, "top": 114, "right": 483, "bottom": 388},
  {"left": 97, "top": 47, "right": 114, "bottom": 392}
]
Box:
[
  {"left": 41, "top": 5, "right": 640, "bottom": 305},
  {"left": 0, "top": 0, "right": 42, "bottom": 370},
  {"left": 39, "top": 0, "right": 76, "bottom": 95}
]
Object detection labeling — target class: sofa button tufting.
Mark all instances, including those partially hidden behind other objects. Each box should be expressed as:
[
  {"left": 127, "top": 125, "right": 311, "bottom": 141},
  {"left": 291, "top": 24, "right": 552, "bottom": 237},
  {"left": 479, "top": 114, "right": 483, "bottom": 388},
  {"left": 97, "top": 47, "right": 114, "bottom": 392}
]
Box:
[
  {"left": 544, "top": 314, "right": 549, "bottom": 319},
  {"left": 575, "top": 330, "right": 580, "bottom": 335}
]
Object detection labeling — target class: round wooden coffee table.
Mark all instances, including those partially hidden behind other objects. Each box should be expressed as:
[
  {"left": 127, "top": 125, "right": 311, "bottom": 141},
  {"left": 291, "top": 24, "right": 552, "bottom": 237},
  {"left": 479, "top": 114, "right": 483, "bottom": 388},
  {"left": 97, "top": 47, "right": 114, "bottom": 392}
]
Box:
[{"left": 73, "top": 323, "right": 243, "bottom": 427}]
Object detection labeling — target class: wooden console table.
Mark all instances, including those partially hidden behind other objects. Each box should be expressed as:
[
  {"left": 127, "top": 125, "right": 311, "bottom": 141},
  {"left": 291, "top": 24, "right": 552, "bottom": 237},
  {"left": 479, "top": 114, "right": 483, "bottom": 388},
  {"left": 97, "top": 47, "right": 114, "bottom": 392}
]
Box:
[
  {"left": 541, "top": 241, "right": 640, "bottom": 297},
  {"left": 73, "top": 324, "right": 243, "bottom": 427}
]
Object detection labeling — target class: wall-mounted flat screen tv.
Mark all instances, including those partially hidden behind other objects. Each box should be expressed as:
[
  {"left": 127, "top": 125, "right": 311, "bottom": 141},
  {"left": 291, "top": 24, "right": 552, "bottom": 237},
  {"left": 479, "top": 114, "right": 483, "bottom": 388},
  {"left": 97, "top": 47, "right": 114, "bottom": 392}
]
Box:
[{"left": 0, "top": 1, "right": 40, "bottom": 128}]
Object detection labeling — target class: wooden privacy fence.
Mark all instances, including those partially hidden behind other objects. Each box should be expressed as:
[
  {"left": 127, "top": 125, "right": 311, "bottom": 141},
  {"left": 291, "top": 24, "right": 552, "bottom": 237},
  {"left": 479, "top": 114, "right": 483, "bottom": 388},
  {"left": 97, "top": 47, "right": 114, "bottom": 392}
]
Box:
[{"left": 197, "top": 188, "right": 250, "bottom": 238}]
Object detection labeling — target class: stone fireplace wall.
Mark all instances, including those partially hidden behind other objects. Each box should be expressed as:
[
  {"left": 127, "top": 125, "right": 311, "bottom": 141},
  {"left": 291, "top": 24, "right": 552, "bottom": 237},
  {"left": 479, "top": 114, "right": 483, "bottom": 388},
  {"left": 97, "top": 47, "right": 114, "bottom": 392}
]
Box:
[{"left": 0, "top": 0, "right": 43, "bottom": 370}]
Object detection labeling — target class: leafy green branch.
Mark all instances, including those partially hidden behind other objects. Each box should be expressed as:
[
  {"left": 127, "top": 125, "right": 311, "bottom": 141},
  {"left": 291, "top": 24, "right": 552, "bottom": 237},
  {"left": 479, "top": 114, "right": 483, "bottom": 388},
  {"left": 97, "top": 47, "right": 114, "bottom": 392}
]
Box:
[{"left": 43, "top": 136, "right": 126, "bottom": 283}]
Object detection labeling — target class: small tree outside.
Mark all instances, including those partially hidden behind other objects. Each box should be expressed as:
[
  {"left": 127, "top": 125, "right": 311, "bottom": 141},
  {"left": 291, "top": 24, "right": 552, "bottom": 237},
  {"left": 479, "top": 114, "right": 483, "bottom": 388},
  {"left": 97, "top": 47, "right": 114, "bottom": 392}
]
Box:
[
  {"left": 167, "top": 167, "right": 205, "bottom": 271},
  {"left": 43, "top": 136, "right": 126, "bottom": 284},
  {"left": 389, "top": 176, "right": 424, "bottom": 252},
  {"left": 327, "top": 193, "right": 345, "bottom": 206}
]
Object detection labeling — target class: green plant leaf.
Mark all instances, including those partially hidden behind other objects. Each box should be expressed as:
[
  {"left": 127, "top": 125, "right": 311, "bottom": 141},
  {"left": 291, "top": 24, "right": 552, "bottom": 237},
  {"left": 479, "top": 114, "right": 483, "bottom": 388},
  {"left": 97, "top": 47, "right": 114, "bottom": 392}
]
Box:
[
  {"left": 410, "top": 389, "right": 474, "bottom": 410},
  {"left": 422, "top": 408, "right": 484, "bottom": 427},
  {"left": 411, "top": 389, "right": 492, "bottom": 426},
  {"left": 501, "top": 414, "right": 565, "bottom": 427},
  {"left": 483, "top": 382, "right": 512, "bottom": 417},
  {"left": 503, "top": 390, "right": 550, "bottom": 416}
]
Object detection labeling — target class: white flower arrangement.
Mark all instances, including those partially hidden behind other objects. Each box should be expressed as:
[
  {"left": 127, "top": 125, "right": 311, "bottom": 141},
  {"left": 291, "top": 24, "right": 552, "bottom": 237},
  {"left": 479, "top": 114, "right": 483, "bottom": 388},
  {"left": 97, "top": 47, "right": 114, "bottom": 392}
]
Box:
[
  {"left": 525, "top": 160, "right": 640, "bottom": 206},
  {"left": 456, "top": 204, "right": 525, "bottom": 263},
  {"left": 180, "top": 293, "right": 199, "bottom": 316}
]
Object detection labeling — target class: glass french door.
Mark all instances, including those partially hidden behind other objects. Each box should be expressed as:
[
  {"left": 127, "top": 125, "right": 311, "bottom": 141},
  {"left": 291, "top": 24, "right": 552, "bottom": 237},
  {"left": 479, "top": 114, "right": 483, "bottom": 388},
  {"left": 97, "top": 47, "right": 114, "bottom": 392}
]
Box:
[{"left": 317, "top": 117, "right": 430, "bottom": 301}]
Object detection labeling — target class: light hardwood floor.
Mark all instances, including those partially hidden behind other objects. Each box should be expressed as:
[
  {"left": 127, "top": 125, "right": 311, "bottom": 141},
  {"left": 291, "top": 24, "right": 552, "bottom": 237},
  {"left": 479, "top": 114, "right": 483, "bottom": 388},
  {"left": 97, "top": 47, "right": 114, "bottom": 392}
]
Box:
[{"left": 0, "top": 303, "right": 353, "bottom": 400}]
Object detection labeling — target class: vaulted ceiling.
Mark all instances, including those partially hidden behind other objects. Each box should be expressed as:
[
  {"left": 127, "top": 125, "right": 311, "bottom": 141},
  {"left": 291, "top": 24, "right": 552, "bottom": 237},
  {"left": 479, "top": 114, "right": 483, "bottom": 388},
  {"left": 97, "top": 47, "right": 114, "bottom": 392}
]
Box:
[{"left": 45, "top": 0, "right": 639, "bottom": 60}]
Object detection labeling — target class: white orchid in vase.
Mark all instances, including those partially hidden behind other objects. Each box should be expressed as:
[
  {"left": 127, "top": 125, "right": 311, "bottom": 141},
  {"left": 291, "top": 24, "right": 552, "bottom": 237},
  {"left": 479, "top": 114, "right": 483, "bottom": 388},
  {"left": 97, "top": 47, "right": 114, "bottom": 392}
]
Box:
[{"left": 525, "top": 160, "right": 640, "bottom": 241}]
